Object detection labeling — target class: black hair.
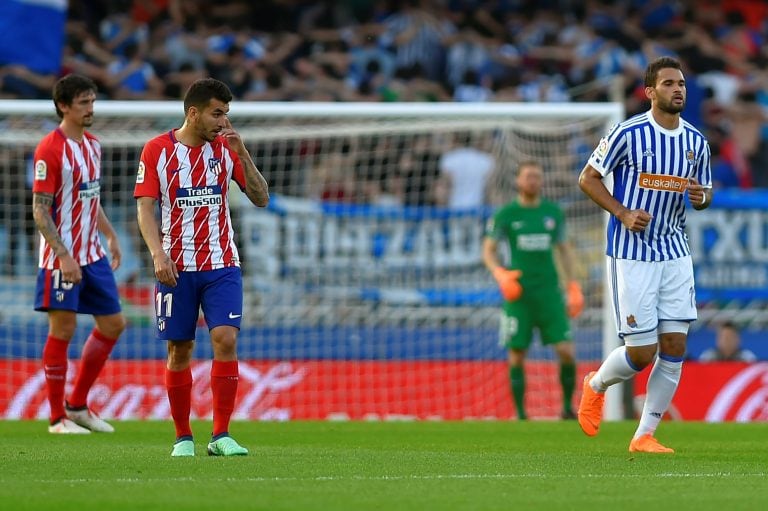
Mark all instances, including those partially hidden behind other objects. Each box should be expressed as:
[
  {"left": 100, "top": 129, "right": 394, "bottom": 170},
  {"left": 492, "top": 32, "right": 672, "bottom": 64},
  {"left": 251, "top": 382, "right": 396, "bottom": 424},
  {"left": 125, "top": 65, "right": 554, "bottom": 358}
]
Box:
[
  {"left": 52, "top": 74, "right": 97, "bottom": 119},
  {"left": 644, "top": 56, "right": 683, "bottom": 88},
  {"left": 183, "top": 78, "right": 233, "bottom": 115}
]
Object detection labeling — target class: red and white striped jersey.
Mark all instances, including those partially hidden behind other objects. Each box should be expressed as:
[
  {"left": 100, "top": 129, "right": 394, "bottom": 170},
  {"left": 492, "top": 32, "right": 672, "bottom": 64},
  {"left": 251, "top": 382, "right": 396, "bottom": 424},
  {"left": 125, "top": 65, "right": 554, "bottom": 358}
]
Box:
[
  {"left": 33, "top": 128, "right": 106, "bottom": 269},
  {"left": 133, "top": 130, "right": 246, "bottom": 272}
]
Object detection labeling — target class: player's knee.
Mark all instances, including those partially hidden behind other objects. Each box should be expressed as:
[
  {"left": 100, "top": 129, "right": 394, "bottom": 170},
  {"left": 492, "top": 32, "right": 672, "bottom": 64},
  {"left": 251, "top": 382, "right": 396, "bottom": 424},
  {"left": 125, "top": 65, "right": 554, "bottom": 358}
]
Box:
[
  {"left": 626, "top": 345, "right": 657, "bottom": 369},
  {"left": 212, "top": 337, "right": 237, "bottom": 358},
  {"left": 167, "top": 340, "right": 194, "bottom": 368},
  {"left": 49, "top": 314, "right": 77, "bottom": 340},
  {"left": 100, "top": 313, "right": 127, "bottom": 339}
]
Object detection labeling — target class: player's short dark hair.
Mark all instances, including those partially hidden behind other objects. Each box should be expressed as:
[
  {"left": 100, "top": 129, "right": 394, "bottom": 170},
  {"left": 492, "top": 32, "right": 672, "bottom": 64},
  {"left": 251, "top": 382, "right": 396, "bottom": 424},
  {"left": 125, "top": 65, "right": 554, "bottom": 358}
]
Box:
[
  {"left": 644, "top": 56, "right": 683, "bottom": 88},
  {"left": 52, "top": 74, "right": 97, "bottom": 119},
  {"left": 183, "top": 78, "right": 233, "bottom": 114}
]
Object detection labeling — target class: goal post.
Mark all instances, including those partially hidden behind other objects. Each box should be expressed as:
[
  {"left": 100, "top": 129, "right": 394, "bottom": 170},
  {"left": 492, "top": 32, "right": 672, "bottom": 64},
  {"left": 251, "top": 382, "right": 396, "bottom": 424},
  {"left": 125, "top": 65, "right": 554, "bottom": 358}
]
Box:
[{"left": 0, "top": 100, "right": 623, "bottom": 421}]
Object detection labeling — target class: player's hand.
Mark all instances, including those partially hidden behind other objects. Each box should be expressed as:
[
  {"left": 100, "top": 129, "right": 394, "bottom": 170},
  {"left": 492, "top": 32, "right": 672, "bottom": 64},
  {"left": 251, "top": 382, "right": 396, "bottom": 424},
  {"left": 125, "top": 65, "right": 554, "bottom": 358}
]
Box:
[
  {"left": 153, "top": 252, "right": 178, "bottom": 287},
  {"left": 493, "top": 267, "right": 523, "bottom": 302},
  {"left": 59, "top": 253, "right": 82, "bottom": 285},
  {"left": 106, "top": 234, "right": 122, "bottom": 271},
  {"left": 686, "top": 177, "right": 706, "bottom": 206},
  {"left": 219, "top": 116, "right": 246, "bottom": 154},
  {"left": 566, "top": 280, "right": 584, "bottom": 318},
  {"left": 618, "top": 208, "right": 652, "bottom": 232}
]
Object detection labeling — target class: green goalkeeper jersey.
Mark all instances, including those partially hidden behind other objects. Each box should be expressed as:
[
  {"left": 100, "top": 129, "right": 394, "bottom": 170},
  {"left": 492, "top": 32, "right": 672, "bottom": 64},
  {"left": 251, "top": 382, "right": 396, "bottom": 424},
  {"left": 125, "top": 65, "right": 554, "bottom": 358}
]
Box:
[{"left": 486, "top": 199, "right": 565, "bottom": 290}]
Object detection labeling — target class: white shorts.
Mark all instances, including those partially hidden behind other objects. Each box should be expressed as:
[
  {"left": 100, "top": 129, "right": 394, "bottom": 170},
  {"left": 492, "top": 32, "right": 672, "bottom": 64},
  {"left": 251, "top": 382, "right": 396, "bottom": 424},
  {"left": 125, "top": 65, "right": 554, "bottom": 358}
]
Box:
[{"left": 608, "top": 256, "right": 697, "bottom": 345}]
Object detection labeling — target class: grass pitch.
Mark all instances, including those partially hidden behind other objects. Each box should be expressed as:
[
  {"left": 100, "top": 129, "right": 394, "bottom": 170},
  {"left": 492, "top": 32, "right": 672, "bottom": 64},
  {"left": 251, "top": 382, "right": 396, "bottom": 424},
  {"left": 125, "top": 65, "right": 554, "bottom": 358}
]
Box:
[{"left": 0, "top": 420, "right": 765, "bottom": 511}]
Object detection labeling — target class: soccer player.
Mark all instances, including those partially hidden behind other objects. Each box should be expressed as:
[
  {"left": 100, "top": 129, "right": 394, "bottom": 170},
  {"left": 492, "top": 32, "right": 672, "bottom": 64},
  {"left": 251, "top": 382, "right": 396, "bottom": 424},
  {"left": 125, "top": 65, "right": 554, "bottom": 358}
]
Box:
[
  {"left": 577, "top": 56, "right": 712, "bottom": 453},
  {"left": 32, "top": 74, "right": 126, "bottom": 434},
  {"left": 482, "top": 160, "right": 585, "bottom": 421},
  {"left": 134, "top": 78, "right": 269, "bottom": 457}
]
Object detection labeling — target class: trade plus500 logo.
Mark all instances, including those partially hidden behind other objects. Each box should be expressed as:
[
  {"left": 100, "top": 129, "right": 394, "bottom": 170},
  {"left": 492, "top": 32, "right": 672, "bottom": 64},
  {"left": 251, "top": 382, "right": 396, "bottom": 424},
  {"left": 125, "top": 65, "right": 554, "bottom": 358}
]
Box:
[
  {"left": 79, "top": 181, "right": 101, "bottom": 200},
  {"left": 175, "top": 185, "right": 223, "bottom": 208}
]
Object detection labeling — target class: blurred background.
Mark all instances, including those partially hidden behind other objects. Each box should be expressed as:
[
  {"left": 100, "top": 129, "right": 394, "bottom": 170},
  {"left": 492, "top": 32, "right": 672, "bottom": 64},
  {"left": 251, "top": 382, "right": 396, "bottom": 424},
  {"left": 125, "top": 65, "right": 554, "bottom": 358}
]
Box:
[{"left": 0, "top": 0, "right": 766, "bottom": 423}]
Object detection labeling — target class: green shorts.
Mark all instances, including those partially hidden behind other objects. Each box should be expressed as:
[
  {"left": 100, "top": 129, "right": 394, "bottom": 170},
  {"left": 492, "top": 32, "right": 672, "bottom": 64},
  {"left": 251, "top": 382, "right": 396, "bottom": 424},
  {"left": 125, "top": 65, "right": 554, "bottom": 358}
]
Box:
[{"left": 499, "top": 285, "right": 571, "bottom": 350}]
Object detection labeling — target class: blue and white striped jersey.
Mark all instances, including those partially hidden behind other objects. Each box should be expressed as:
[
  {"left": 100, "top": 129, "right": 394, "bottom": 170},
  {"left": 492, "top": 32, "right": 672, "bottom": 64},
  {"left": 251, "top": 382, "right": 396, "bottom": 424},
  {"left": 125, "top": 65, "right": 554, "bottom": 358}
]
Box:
[{"left": 588, "top": 110, "right": 711, "bottom": 261}]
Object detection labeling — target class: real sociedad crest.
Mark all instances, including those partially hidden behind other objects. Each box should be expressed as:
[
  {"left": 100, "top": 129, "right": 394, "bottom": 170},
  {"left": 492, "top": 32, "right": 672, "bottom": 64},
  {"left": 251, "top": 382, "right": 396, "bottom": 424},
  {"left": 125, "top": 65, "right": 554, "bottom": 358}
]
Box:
[
  {"left": 208, "top": 157, "right": 222, "bottom": 176},
  {"left": 686, "top": 149, "right": 695, "bottom": 164}
]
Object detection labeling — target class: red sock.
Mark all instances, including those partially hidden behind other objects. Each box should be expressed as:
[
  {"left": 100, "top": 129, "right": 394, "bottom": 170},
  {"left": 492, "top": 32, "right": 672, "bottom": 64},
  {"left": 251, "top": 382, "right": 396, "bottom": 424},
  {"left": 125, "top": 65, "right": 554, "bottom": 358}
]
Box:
[
  {"left": 68, "top": 329, "right": 118, "bottom": 408},
  {"left": 166, "top": 367, "right": 193, "bottom": 439},
  {"left": 43, "top": 335, "right": 69, "bottom": 423},
  {"left": 211, "top": 360, "right": 239, "bottom": 437}
]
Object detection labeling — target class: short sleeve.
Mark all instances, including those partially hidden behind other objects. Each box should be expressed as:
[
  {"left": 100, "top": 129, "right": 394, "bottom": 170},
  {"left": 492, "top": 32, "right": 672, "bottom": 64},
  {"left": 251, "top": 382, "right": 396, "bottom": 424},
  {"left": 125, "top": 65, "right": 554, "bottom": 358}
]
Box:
[
  {"left": 134, "top": 141, "right": 160, "bottom": 199},
  {"left": 32, "top": 139, "right": 61, "bottom": 195}
]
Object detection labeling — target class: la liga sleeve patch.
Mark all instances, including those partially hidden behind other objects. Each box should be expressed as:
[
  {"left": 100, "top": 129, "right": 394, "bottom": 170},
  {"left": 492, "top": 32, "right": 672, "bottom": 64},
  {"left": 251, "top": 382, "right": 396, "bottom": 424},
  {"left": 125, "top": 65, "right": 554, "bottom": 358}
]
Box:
[{"left": 34, "top": 160, "right": 47, "bottom": 181}]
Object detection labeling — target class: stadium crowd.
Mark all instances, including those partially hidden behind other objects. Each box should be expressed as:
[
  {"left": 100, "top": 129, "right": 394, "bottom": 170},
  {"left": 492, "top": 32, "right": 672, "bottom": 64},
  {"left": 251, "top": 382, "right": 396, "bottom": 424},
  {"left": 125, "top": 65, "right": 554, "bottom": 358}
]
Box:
[
  {"left": 0, "top": 0, "right": 767, "bottom": 188},
  {"left": 1, "top": 0, "right": 767, "bottom": 188}
]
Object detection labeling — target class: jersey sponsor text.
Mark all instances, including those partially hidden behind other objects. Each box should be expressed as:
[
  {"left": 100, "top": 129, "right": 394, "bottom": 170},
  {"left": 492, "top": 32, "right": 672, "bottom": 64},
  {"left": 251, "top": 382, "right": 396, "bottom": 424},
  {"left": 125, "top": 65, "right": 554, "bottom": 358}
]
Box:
[
  {"left": 638, "top": 173, "right": 687, "bottom": 193},
  {"left": 175, "top": 185, "right": 223, "bottom": 208}
]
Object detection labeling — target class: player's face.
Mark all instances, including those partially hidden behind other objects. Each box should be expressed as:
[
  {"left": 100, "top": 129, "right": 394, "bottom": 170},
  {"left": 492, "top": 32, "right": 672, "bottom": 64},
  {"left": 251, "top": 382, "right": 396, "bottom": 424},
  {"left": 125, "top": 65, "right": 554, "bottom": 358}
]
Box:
[
  {"left": 516, "top": 165, "right": 543, "bottom": 198},
  {"left": 193, "top": 99, "right": 230, "bottom": 142},
  {"left": 648, "top": 68, "right": 686, "bottom": 114},
  {"left": 61, "top": 90, "right": 96, "bottom": 127}
]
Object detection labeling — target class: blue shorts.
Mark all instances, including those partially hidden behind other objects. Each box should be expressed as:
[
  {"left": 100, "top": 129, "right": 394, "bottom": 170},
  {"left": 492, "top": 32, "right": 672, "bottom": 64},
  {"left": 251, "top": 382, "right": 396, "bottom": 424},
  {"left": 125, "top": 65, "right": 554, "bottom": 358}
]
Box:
[
  {"left": 155, "top": 266, "right": 243, "bottom": 341},
  {"left": 34, "top": 257, "right": 122, "bottom": 316}
]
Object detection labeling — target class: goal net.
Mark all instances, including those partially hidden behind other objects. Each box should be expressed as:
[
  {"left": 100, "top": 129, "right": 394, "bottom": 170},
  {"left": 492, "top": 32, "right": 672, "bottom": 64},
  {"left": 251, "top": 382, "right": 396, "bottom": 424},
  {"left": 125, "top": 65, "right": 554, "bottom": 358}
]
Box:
[{"left": 0, "top": 100, "right": 622, "bottom": 421}]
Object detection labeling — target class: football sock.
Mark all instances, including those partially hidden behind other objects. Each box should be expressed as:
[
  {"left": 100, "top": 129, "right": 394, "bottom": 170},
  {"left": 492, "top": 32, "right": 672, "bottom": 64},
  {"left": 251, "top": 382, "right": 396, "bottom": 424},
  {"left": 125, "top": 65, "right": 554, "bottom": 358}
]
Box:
[
  {"left": 68, "top": 329, "right": 118, "bottom": 408},
  {"left": 509, "top": 365, "right": 526, "bottom": 420},
  {"left": 43, "top": 335, "right": 69, "bottom": 423},
  {"left": 634, "top": 355, "right": 682, "bottom": 438},
  {"left": 560, "top": 362, "right": 576, "bottom": 414},
  {"left": 591, "top": 345, "right": 638, "bottom": 392},
  {"left": 211, "top": 360, "right": 239, "bottom": 437},
  {"left": 166, "top": 367, "right": 193, "bottom": 439}
]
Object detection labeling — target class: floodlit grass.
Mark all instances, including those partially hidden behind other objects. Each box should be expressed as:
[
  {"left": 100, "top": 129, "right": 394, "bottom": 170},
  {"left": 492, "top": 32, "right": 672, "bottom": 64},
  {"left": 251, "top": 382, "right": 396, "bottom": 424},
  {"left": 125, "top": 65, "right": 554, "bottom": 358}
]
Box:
[{"left": 0, "top": 420, "right": 765, "bottom": 511}]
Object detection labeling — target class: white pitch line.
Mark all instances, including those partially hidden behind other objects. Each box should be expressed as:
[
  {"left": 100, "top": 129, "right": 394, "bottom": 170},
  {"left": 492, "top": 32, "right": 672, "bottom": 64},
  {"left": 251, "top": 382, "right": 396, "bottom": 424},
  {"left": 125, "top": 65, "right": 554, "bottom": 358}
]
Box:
[{"left": 19, "top": 472, "right": 768, "bottom": 485}]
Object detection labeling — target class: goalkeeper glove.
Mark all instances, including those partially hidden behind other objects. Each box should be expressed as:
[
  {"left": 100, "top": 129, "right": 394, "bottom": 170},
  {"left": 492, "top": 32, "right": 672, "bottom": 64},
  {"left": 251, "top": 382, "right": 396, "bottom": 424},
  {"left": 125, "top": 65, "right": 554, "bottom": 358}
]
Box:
[
  {"left": 566, "top": 280, "right": 584, "bottom": 318},
  {"left": 493, "top": 268, "right": 523, "bottom": 302}
]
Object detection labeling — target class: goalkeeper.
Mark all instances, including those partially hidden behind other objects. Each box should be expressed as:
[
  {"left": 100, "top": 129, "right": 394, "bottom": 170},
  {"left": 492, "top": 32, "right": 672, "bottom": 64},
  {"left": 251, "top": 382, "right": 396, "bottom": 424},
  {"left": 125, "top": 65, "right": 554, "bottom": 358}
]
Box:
[{"left": 482, "top": 161, "right": 584, "bottom": 420}]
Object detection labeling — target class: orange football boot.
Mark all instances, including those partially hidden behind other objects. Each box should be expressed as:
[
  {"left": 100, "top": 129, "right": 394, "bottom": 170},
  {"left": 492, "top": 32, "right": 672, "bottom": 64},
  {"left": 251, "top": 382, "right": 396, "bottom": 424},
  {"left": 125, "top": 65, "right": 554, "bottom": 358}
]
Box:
[
  {"left": 629, "top": 434, "right": 674, "bottom": 453},
  {"left": 577, "top": 371, "right": 605, "bottom": 436}
]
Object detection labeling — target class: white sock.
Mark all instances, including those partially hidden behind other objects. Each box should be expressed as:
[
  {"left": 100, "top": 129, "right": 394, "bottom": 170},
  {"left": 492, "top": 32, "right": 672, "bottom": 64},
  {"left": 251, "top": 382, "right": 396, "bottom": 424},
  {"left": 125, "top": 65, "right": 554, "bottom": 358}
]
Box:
[
  {"left": 590, "top": 346, "right": 639, "bottom": 393},
  {"left": 634, "top": 356, "right": 682, "bottom": 439}
]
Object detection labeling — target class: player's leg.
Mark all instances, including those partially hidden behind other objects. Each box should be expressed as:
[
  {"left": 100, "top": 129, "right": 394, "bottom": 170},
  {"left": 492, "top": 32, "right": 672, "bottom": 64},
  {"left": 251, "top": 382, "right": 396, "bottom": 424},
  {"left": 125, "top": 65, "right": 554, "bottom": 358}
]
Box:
[
  {"left": 500, "top": 301, "right": 533, "bottom": 420},
  {"left": 630, "top": 257, "right": 695, "bottom": 453},
  {"left": 200, "top": 267, "right": 247, "bottom": 456},
  {"left": 536, "top": 291, "right": 576, "bottom": 419},
  {"left": 167, "top": 339, "right": 195, "bottom": 456},
  {"left": 44, "top": 310, "right": 91, "bottom": 433},
  {"left": 65, "top": 258, "right": 125, "bottom": 432},
  {"left": 34, "top": 267, "right": 89, "bottom": 433},
  {"left": 507, "top": 348, "right": 527, "bottom": 420},
  {"left": 157, "top": 271, "right": 199, "bottom": 456},
  {"left": 628, "top": 330, "right": 683, "bottom": 454},
  {"left": 552, "top": 342, "right": 576, "bottom": 419},
  {"left": 578, "top": 258, "right": 660, "bottom": 436}
]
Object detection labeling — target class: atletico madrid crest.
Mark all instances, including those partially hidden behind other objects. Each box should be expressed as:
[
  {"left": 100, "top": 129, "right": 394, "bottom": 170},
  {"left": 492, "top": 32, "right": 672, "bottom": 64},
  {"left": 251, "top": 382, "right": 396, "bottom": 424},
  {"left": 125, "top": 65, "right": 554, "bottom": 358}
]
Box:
[{"left": 208, "top": 157, "right": 222, "bottom": 176}]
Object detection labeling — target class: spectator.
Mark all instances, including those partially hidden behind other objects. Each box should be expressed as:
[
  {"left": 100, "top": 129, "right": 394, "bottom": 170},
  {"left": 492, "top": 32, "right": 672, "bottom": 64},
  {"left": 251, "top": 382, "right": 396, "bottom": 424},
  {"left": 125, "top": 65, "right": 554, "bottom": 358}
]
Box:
[
  {"left": 436, "top": 132, "right": 496, "bottom": 208},
  {"left": 699, "top": 321, "right": 758, "bottom": 363}
]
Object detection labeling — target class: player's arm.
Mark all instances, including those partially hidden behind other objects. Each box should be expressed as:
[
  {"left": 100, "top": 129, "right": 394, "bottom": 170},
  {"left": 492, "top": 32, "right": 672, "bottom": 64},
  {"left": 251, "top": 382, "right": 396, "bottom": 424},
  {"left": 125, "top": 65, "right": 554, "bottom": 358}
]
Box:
[
  {"left": 220, "top": 116, "right": 269, "bottom": 207},
  {"left": 555, "top": 241, "right": 584, "bottom": 318},
  {"left": 32, "top": 192, "right": 82, "bottom": 284},
  {"left": 578, "top": 163, "right": 652, "bottom": 232},
  {"left": 239, "top": 151, "right": 270, "bottom": 207},
  {"left": 482, "top": 236, "right": 522, "bottom": 301},
  {"left": 136, "top": 196, "right": 177, "bottom": 287},
  {"left": 687, "top": 177, "right": 713, "bottom": 211},
  {"left": 97, "top": 204, "right": 121, "bottom": 270}
]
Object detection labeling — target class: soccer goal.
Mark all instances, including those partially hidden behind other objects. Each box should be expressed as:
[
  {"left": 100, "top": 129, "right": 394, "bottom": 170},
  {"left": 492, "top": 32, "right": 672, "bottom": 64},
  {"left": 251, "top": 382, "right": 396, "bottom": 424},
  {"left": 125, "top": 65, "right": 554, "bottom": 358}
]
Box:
[{"left": 0, "top": 100, "right": 624, "bottom": 421}]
